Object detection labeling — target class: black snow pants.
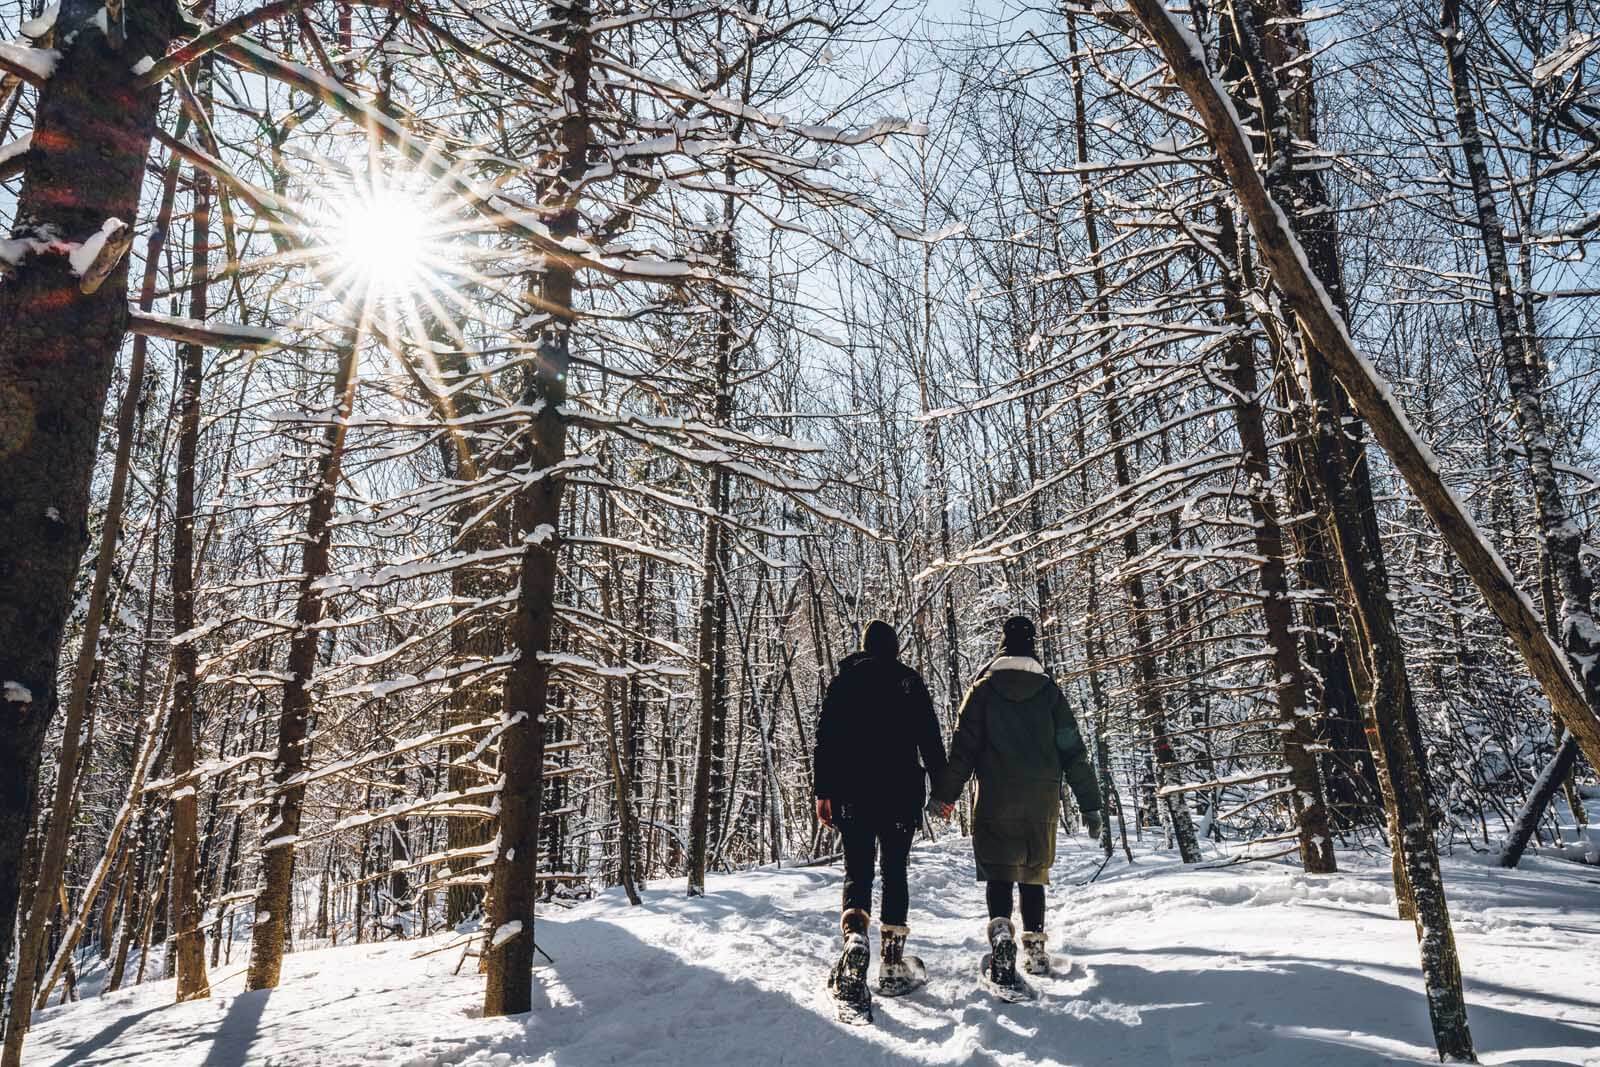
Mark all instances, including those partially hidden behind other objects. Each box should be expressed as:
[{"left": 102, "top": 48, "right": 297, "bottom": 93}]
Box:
[
  {"left": 986, "top": 881, "right": 1045, "bottom": 933},
  {"left": 838, "top": 807, "right": 915, "bottom": 927}
]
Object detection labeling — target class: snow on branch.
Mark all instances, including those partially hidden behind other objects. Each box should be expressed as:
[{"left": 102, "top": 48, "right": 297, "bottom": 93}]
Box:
[
  {"left": 128, "top": 309, "right": 282, "bottom": 350},
  {"left": 0, "top": 132, "right": 29, "bottom": 180},
  {"left": 135, "top": 0, "right": 312, "bottom": 87},
  {"left": 0, "top": 41, "right": 57, "bottom": 85}
]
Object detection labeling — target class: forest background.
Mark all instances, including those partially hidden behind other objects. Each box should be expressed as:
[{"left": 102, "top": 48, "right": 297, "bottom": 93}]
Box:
[{"left": 2, "top": 0, "right": 1599, "bottom": 1062}]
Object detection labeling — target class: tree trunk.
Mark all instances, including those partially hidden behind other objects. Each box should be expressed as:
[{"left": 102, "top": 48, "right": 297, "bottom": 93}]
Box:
[
  {"left": 1064, "top": 12, "right": 1199, "bottom": 861},
  {"left": 688, "top": 184, "right": 739, "bottom": 897},
  {"left": 1439, "top": 0, "right": 1600, "bottom": 853},
  {"left": 5, "top": 53, "right": 186, "bottom": 1064},
  {"left": 1227, "top": 0, "right": 1428, "bottom": 908},
  {"left": 1095, "top": 263, "right": 1197, "bottom": 862},
  {"left": 99, "top": 848, "right": 131, "bottom": 959},
  {"left": 167, "top": 162, "right": 212, "bottom": 1004},
  {"left": 425, "top": 349, "right": 501, "bottom": 928},
  {"left": 1215, "top": 203, "right": 1335, "bottom": 873},
  {"left": 210, "top": 809, "right": 242, "bottom": 966},
  {"left": 597, "top": 502, "right": 640, "bottom": 905},
  {"left": 107, "top": 568, "right": 169, "bottom": 997},
  {"left": 244, "top": 334, "right": 361, "bottom": 990},
  {"left": 686, "top": 476, "right": 726, "bottom": 896},
  {"left": 0, "top": 0, "right": 179, "bottom": 1024},
  {"left": 1499, "top": 732, "right": 1579, "bottom": 867},
  {"left": 1127, "top": 1, "right": 1482, "bottom": 1055},
  {"left": 482, "top": 2, "right": 589, "bottom": 1015}
]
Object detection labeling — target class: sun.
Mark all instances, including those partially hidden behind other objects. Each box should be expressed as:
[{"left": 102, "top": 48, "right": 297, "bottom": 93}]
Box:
[
  {"left": 295, "top": 154, "right": 486, "bottom": 351},
  {"left": 334, "top": 187, "right": 431, "bottom": 297},
  {"left": 326, "top": 183, "right": 437, "bottom": 303}
]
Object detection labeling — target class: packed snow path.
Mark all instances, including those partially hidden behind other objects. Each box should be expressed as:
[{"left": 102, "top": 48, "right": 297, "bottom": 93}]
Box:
[{"left": 23, "top": 834, "right": 1600, "bottom": 1065}]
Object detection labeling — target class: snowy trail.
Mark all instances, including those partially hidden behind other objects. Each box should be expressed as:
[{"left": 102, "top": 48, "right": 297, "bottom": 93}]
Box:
[{"left": 22, "top": 834, "right": 1600, "bottom": 1066}]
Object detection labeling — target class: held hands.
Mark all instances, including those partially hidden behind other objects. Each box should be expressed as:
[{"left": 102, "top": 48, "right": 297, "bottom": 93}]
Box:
[
  {"left": 925, "top": 796, "right": 954, "bottom": 821},
  {"left": 815, "top": 798, "right": 834, "bottom": 828},
  {"left": 1082, "top": 809, "right": 1103, "bottom": 839}
]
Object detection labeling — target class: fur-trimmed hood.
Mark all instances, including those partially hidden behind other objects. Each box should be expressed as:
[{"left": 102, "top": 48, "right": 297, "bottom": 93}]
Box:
[{"left": 985, "top": 654, "right": 1049, "bottom": 701}]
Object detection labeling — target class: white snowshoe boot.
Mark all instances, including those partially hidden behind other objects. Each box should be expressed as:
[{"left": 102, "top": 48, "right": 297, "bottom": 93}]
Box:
[
  {"left": 980, "top": 916, "right": 1034, "bottom": 1002},
  {"left": 876, "top": 923, "right": 927, "bottom": 997},
  {"left": 1021, "top": 931, "right": 1050, "bottom": 976},
  {"left": 827, "top": 908, "right": 873, "bottom": 1023}
]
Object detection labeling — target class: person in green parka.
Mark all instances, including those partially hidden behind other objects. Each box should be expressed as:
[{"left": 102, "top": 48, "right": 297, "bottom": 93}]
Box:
[{"left": 928, "top": 615, "right": 1102, "bottom": 991}]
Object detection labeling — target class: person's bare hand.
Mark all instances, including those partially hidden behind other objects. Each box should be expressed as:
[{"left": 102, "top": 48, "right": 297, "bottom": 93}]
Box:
[{"left": 816, "top": 798, "right": 834, "bottom": 827}]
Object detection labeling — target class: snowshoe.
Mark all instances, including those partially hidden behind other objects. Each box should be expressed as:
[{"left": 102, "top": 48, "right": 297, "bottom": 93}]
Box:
[
  {"left": 827, "top": 909, "right": 873, "bottom": 1024},
  {"left": 980, "top": 917, "right": 1035, "bottom": 1003},
  {"left": 876, "top": 924, "right": 928, "bottom": 998}
]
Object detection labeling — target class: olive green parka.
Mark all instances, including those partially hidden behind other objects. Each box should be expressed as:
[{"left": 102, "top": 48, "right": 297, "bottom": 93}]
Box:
[{"left": 932, "top": 656, "right": 1101, "bottom": 884}]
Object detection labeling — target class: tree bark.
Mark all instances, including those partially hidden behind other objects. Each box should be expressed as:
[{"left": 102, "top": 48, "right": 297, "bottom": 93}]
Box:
[
  {"left": 482, "top": 1, "right": 589, "bottom": 1016},
  {"left": 167, "top": 161, "right": 213, "bottom": 1004},
  {"left": 1065, "top": 12, "right": 1199, "bottom": 861},
  {"left": 1498, "top": 732, "right": 1579, "bottom": 868},
  {"left": 4, "top": 119, "right": 195, "bottom": 1067},
  {"left": 413, "top": 345, "right": 502, "bottom": 929},
  {"left": 687, "top": 185, "right": 738, "bottom": 897},
  {"left": 0, "top": 0, "right": 178, "bottom": 1022},
  {"left": 597, "top": 500, "right": 641, "bottom": 905}
]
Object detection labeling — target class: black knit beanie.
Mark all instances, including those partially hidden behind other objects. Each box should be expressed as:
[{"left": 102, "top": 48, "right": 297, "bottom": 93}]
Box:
[
  {"left": 862, "top": 619, "right": 899, "bottom": 660},
  {"left": 1001, "top": 615, "right": 1037, "bottom": 657}
]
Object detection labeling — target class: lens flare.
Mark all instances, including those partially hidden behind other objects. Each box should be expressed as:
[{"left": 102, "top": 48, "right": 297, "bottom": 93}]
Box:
[{"left": 333, "top": 187, "right": 431, "bottom": 298}]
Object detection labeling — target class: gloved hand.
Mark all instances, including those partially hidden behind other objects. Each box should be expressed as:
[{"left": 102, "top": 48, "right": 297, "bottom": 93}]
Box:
[
  {"left": 925, "top": 796, "right": 953, "bottom": 821},
  {"left": 1082, "top": 809, "right": 1103, "bottom": 839}
]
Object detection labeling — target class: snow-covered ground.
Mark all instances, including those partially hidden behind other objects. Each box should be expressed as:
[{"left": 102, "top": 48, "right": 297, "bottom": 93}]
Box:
[{"left": 22, "top": 834, "right": 1600, "bottom": 1066}]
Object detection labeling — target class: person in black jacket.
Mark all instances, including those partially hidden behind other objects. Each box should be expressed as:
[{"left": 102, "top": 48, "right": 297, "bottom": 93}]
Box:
[{"left": 814, "top": 620, "right": 947, "bottom": 1011}]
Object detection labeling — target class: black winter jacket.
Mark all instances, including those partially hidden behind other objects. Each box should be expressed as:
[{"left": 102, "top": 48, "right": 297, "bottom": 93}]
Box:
[{"left": 813, "top": 651, "right": 948, "bottom": 824}]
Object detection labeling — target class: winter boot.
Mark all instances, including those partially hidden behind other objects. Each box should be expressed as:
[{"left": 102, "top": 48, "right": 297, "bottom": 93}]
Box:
[
  {"left": 827, "top": 908, "right": 872, "bottom": 1022},
  {"left": 987, "top": 916, "right": 1019, "bottom": 988},
  {"left": 1021, "top": 931, "right": 1050, "bottom": 976},
  {"left": 876, "top": 923, "right": 927, "bottom": 996}
]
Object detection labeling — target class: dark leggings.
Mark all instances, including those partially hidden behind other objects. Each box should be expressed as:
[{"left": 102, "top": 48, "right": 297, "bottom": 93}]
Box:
[
  {"left": 986, "top": 881, "right": 1045, "bottom": 933},
  {"left": 839, "top": 815, "right": 915, "bottom": 926}
]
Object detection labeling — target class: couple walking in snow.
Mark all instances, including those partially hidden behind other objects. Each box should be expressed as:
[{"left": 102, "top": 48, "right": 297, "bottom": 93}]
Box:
[{"left": 812, "top": 615, "right": 1103, "bottom": 1020}]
